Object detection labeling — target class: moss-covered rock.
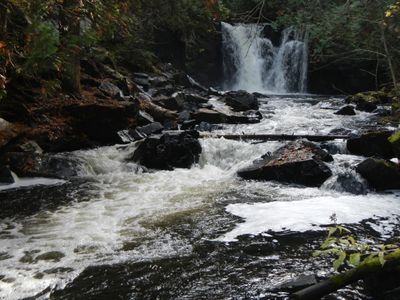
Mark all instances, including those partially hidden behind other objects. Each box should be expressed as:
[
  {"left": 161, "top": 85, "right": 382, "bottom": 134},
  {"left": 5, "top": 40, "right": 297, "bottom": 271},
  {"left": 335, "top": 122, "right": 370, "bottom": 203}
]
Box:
[
  {"left": 346, "top": 90, "right": 392, "bottom": 112},
  {"left": 347, "top": 131, "right": 395, "bottom": 159},
  {"left": 356, "top": 158, "right": 400, "bottom": 190},
  {"left": 389, "top": 131, "right": 400, "bottom": 160}
]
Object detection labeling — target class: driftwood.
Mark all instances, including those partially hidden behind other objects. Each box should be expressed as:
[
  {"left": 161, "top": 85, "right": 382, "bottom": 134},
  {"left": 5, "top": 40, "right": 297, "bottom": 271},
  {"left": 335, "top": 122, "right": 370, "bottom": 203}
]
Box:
[
  {"left": 291, "top": 250, "right": 400, "bottom": 300},
  {"left": 136, "top": 94, "right": 178, "bottom": 122},
  {"left": 200, "top": 133, "right": 351, "bottom": 142}
]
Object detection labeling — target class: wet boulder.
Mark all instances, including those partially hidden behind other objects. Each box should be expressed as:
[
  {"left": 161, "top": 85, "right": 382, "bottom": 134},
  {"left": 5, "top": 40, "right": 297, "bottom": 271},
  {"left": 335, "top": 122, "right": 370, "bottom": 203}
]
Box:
[
  {"left": 238, "top": 140, "right": 333, "bottom": 187},
  {"left": 347, "top": 131, "right": 394, "bottom": 159},
  {"left": 7, "top": 152, "right": 82, "bottom": 179},
  {"left": 194, "top": 121, "right": 222, "bottom": 132},
  {"left": 222, "top": 90, "right": 259, "bottom": 111},
  {"left": 226, "top": 110, "right": 263, "bottom": 124},
  {"left": 356, "top": 158, "right": 400, "bottom": 190},
  {"left": 334, "top": 105, "right": 356, "bottom": 116},
  {"left": 128, "top": 122, "right": 164, "bottom": 140},
  {"left": 149, "top": 75, "right": 170, "bottom": 88},
  {"left": 355, "top": 101, "right": 377, "bottom": 112},
  {"left": 277, "top": 275, "right": 318, "bottom": 293},
  {"left": 132, "top": 131, "right": 202, "bottom": 170},
  {"left": 372, "top": 107, "right": 391, "bottom": 117},
  {"left": 133, "top": 73, "right": 150, "bottom": 91},
  {"left": 192, "top": 108, "right": 225, "bottom": 124},
  {"left": 152, "top": 92, "right": 185, "bottom": 111},
  {"left": 324, "top": 172, "right": 368, "bottom": 195}
]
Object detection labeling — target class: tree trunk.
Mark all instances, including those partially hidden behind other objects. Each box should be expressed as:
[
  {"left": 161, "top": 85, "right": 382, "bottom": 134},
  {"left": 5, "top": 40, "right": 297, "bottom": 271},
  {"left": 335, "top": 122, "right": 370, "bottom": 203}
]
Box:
[
  {"left": 291, "top": 249, "right": 400, "bottom": 300},
  {"left": 200, "top": 133, "right": 351, "bottom": 142},
  {"left": 381, "top": 26, "right": 398, "bottom": 90},
  {"left": 60, "top": 0, "right": 83, "bottom": 95}
]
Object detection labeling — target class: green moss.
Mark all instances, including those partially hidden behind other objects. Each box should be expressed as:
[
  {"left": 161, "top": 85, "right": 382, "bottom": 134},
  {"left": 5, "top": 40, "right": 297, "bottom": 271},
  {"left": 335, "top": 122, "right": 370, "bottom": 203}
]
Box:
[
  {"left": 389, "top": 131, "right": 400, "bottom": 144},
  {"left": 349, "top": 91, "right": 391, "bottom": 105},
  {"left": 389, "top": 131, "right": 400, "bottom": 159}
]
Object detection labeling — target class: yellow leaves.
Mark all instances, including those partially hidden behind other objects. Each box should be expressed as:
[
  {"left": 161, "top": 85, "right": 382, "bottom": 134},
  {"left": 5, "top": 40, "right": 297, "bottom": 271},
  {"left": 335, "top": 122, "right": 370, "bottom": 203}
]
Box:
[
  {"left": 0, "top": 42, "right": 6, "bottom": 49},
  {"left": 384, "top": 1, "right": 400, "bottom": 19}
]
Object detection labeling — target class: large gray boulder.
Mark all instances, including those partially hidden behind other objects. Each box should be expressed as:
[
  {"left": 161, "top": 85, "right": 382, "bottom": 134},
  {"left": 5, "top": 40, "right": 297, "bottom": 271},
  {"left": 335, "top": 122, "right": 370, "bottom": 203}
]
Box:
[
  {"left": 238, "top": 140, "right": 333, "bottom": 187},
  {"left": 222, "top": 90, "right": 259, "bottom": 111}
]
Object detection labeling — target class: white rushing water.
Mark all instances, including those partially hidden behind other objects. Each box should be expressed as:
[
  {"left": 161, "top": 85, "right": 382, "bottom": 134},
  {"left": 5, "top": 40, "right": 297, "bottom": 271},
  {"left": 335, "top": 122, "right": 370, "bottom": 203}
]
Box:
[
  {"left": 222, "top": 22, "right": 308, "bottom": 93},
  {"left": 0, "top": 173, "right": 65, "bottom": 191},
  {"left": 219, "top": 193, "right": 400, "bottom": 242}
]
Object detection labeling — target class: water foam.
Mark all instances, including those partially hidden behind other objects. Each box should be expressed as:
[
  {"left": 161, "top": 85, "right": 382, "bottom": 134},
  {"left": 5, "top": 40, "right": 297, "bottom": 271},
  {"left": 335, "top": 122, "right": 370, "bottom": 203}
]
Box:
[
  {"left": 0, "top": 173, "right": 65, "bottom": 191},
  {"left": 219, "top": 193, "right": 400, "bottom": 242}
]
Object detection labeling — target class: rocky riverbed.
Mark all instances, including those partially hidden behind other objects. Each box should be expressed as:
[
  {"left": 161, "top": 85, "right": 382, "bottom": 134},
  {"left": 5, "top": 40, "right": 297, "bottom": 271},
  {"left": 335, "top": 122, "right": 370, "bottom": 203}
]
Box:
[{"left": 1, "top": 75, "right": 400, "bottom": 298}]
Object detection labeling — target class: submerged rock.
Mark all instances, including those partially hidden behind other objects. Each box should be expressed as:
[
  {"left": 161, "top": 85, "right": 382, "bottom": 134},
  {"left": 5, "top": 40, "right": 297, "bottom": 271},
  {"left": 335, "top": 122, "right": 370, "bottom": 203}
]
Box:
[
  {"left": 277, "top": 275, "right": 318, "bottom": 292},
  {"left": 222, "top": 90, "right": 259, "bottom": 111},
  {"left": 238, "top": 140, "right": 333, "bottom": 187},
  {"left": 347, "top": 131, "right": 394, "bottom": 159},
  {"left": 132, "top": 131, "right": 202, "bottom": 170},
  {"left": 7, "top": 152, "right": 82, "bottom": 179},
  {"left": 334, "top": 105, "right": 356, "bottom": 116},
  {"left": 324, "top": 172, "right": 368, "bottom": 195},
  {"left": 356, "top": 158, "right": 400, "bottom": 190}
]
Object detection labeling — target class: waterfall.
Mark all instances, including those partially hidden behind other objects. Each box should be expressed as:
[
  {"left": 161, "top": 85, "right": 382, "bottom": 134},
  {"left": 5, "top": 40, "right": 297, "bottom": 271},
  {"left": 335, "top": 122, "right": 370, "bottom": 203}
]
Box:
[{"left": 222, "top": 22, "right": 308, "bottom": 94}]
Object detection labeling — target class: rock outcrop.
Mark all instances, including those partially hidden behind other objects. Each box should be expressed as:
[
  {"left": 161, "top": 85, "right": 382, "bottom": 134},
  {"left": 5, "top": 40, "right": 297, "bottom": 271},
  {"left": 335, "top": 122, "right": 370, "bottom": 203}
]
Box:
[
  {"left": 347, "top": 131, "right": 394, "bottom": 159},
  {"left": 346, "top": 91, "right": 392, "bottom": 112},
  {"left": 238, "top": 140, "right": 333, "bottom": 187},
  {"left": 132, "top": 131, "right": 202, "bottom": 170},
  {"left": 334, "top": 106, "right": 356, "bottom": 116},
  {"left": 356, "top": 158, "right": 400, "bottom": 190},
  {"left": 221, "top": 90, "right": 259, "bottom": 112}
]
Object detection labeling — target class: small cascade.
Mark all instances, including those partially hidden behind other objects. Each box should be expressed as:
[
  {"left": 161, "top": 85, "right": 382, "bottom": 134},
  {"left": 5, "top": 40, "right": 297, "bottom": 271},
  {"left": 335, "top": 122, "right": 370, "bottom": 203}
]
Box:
[{"left": 222, "top": 22, "right": 308, "bottom": 94}]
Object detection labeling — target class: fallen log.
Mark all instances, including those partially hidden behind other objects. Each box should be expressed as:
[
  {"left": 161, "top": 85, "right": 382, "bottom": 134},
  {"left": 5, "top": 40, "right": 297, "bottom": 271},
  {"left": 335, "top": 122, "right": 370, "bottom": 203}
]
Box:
[
  {"left": 200, "top": 133, "right": 351, "bottom": 142},
  {"left": 136, "top": 93, "right": 178, "bottom": 122},
  {"left": 291, "top": 249, "right": 400, "bottom": 300}
]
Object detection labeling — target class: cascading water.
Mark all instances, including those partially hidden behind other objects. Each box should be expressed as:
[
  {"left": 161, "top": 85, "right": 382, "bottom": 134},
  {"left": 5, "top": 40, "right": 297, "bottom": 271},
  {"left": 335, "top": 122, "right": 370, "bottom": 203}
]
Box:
[{"left": 222, "top": 22, "right": 308, "bottom": 94}]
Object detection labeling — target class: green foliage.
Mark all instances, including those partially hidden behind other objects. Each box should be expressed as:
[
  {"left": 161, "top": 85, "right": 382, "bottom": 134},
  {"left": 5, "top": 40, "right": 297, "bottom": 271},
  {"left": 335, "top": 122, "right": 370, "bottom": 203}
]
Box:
[
  {"left": 315, "top": 225, "right": 399, "bottom": 271},
  {"left": 388, "top": 131, "right": 400, "bottom": 144},
  {"left": 22, "top": 20, "right": 60, "bottom": 75}
]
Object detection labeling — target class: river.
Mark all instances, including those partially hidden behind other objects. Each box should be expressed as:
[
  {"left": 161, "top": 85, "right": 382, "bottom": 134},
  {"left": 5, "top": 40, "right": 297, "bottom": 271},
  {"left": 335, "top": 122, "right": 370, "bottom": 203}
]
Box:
[{"left": 1, "top": 93, "right": 399, "bottom": 299}]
